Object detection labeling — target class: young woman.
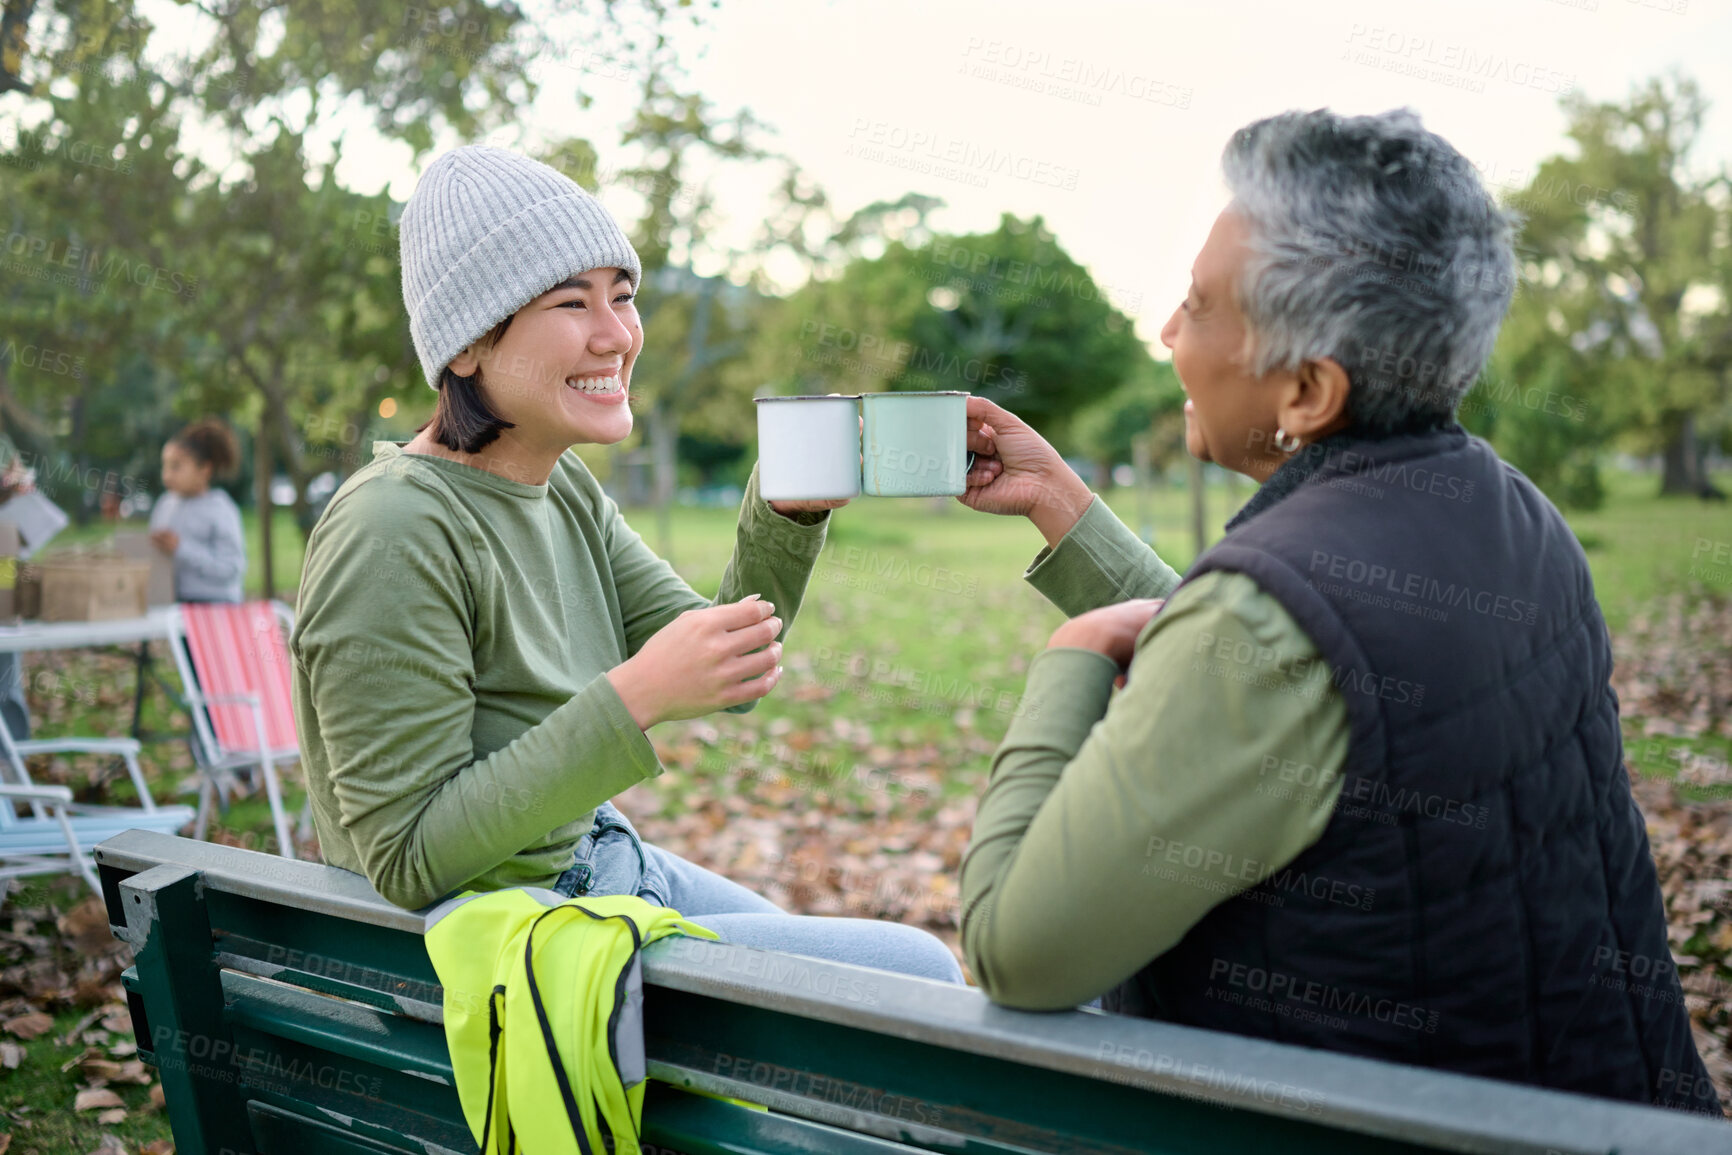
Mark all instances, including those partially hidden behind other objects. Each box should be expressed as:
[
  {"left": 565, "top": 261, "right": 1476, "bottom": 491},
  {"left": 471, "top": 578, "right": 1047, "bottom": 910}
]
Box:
[
  {"left": 150, "top": 418, "right": 246, "bottom": 603},
  {"left": 291, "top": 145, "right": 959, "bottom": 982}
]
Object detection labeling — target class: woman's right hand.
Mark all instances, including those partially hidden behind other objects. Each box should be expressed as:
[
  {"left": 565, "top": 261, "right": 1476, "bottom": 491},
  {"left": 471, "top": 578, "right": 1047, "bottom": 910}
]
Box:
[
  {"left": 958, "top": 396, "right": 1096, "bottom": 548},
  {"left": 606, "top": 596, "right": 784, "bottom": 729}
]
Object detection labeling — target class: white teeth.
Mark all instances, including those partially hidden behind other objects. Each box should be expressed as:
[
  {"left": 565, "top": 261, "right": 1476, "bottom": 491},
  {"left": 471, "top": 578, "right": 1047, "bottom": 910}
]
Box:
[{"left": 565, "top": 376, "right": 623, "bottom": 394}]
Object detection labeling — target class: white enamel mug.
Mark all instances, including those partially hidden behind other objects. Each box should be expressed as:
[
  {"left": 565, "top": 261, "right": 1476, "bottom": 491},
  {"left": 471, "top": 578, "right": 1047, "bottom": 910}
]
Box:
[{"left": 754, "top": 394, "right": 863, "bottom": 502}]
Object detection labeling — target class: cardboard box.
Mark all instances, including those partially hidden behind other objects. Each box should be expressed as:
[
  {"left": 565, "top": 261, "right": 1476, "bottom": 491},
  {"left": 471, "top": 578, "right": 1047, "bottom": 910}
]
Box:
[
  {"left": 15, "top": 562, "right": 39, "bottom": 620},
  {"left": 0, "top": 523, "right": 19, "bottom": 621},
  {"left": 32, "top": 553, "right": 150, "bottom": 621},
  {"left": 111, "top": 531, "right": 177, "bottom": 606}
]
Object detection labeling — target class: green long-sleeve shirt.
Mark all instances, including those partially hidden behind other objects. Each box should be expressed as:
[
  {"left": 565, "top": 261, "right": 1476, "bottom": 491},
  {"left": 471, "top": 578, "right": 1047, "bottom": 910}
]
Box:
[
  {"left": 960, "top": 496, "right": 1351, "bottom": 1009},
  {"left": 291, "top": 443, "right": 828, "bottom": 910}
]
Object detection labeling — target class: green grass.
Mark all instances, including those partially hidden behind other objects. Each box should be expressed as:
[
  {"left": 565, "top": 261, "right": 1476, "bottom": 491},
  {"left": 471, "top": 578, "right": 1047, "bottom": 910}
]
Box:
[{"left": 4, "top": 466, "right": 1730, "bottom": 1152}]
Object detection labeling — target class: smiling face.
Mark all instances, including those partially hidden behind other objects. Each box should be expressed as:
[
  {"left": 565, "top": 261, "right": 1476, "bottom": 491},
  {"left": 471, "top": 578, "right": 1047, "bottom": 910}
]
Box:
[
  {"left": 1160, "top": 209, "right": 1353, "bottom": 480},
  {"left": 450, "top": 266, "right": 643, "bottom": 449},
  {"left": 1159, "top": 210, "right": 1285, "bottom": 475}
]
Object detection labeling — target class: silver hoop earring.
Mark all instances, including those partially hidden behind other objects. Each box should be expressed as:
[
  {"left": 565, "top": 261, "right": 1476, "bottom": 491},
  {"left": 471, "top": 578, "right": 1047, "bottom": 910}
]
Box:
[{"left": 1274, "top": 428, "right": 1301, "bottom": 453}]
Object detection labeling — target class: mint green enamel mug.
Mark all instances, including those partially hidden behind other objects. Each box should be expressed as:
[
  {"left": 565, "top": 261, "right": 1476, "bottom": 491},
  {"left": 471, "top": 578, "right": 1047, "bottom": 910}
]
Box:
[{"left": 860, "top": 391, "right": 973, "bottom": 497}]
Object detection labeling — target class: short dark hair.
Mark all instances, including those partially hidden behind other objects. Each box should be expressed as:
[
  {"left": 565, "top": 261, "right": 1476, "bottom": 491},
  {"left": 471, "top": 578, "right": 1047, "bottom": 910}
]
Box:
[
  {"left": 171, "top": 418, "right": 241, "bottom": 479},
  {"left": 417, "top": 315, "right": 517, "bottom": 453}
]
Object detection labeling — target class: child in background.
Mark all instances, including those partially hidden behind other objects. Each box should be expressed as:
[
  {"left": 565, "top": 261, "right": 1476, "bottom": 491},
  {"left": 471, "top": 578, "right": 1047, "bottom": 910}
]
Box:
[{"left": 151, "top": 419, "right": 246, "bottom": 603}]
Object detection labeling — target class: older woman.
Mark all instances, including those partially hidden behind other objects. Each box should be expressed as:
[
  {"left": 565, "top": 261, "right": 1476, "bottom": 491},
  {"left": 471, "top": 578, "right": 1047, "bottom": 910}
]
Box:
[{"left": 956, "top": 109, "right": 1719, "bottom": 1113}]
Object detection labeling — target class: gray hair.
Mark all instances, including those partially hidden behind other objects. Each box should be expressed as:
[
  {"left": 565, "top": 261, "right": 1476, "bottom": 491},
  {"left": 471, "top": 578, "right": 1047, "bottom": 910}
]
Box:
[{"left": 1221, "top": 108, "right": 1519, "bottom": 434}]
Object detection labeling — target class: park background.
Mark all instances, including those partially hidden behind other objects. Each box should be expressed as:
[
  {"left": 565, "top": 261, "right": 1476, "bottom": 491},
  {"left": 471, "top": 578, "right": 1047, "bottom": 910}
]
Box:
[{"left": 3, "top": 0, "right": 1732, "bottom": 1149}]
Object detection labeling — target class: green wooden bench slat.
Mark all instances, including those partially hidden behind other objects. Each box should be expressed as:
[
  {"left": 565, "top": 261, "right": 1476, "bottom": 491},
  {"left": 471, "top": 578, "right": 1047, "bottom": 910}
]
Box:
[
  {"left": 247, "top": 1102, "right": 430, "bottom": 1155},
  {"left": 641, "top": 1083, "right": 931, "bottom": 1154},
  {"left": 223, "top": 1019, "right": 477, "bottom": 1154},
  {"left": 221, "top": 969, "right": 453, "bottom": 1082},
  {"left": 644, "top": 985, "right": 1441, "bottom": 1155}
]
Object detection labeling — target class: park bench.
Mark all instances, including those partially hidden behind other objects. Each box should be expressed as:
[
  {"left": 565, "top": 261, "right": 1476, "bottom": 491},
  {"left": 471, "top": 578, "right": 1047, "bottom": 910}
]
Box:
[{"left": 96, "top": 828, "right": 1729, "bottom": 1155}]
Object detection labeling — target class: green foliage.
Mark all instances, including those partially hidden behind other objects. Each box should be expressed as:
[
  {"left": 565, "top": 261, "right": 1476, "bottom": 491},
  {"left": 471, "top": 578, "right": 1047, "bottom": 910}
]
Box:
[
  {"left": 1492, "top": 73, "right": 1731, "bottom": 496},
  {"left": 1070, "top": 357, "right": 1186, "bottom": 465},
  {"left": 757, "top": 214, "right": 1146, "bottom": 437}
]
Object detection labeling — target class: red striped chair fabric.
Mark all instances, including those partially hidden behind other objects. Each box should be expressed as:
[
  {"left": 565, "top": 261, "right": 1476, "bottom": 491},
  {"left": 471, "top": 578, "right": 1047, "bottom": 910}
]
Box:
[{"left": 179, "top": 601, "right": 298, "bottom": 755}]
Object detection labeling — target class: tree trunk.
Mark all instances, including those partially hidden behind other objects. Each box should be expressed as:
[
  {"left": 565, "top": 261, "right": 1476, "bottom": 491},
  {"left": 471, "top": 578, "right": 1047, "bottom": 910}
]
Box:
[
  {"left": 255, "top": 412, "right": 274, "bottom": 600},
  {"left": 68, "top": 395, "right": 87, "bottom": 527},
  {"left": 1132, "top": 435, "right": 1153, "bottom": 545},
  {"left": 1659, "top": 412, "right": 1704, "bottom": 495},
  {"left": 649, "top": 403, "right": 677, "bottom": 563},
  {"left": 1189, "top": 454, "right": 1207, "bottom": 562}
]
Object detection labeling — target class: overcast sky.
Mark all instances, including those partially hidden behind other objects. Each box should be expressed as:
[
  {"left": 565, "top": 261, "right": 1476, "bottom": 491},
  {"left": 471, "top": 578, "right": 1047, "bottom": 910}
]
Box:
[{"left": 155, "top": 0, "right": 1732, "bottom": 343}]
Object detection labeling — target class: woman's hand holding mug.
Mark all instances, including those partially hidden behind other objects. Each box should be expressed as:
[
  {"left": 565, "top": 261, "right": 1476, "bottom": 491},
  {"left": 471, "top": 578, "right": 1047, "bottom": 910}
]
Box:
[
  {"left": 959, "top": 395, "right": 1096, "bottom": 548},
  {"left": 607, "top": 595, "right": 784, "bottom": 729}
]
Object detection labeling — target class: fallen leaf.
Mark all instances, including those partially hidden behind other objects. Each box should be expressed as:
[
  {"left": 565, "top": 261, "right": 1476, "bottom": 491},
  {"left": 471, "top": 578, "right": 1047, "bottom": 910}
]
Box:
[
  {"left": 0, "top": 1042, "right": 22, "bottom": 1069},
  {"left": 73, "top": 1088, "right": 124, "bottom": 1111},
  {"left": 55, "top": 898, "right": 114, "bottom": 957},
  {"left": 95, "top": 1107, "right": 126, "bottom": 1125},
  {"left": 139, "top": 1142, "right": 173, "bottom": 1155},
  {"left": 2, "top": 1013, "right": 51, "bottom": 1040}
]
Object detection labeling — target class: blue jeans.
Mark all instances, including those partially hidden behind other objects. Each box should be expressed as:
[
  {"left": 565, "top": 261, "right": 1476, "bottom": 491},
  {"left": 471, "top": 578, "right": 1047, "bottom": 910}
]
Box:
[{"left": 552, "top": 802, "right": 962, "bottom": 985}]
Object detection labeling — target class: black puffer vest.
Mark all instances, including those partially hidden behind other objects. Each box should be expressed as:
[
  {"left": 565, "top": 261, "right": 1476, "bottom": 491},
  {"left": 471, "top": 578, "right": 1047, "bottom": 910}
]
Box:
[{"left": 1104, "top": 425, "right": 1720, "bottom": 1115}]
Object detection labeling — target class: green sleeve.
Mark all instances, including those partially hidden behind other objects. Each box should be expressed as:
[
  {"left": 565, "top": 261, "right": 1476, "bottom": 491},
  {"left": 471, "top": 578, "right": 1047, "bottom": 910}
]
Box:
[
  {"left": 295, "top": 478, "right": 662, "bottom": 910},
  {"left": 598, "top": 463, "right": 828, "bottom": 713},
  {"left": 1023, "top": 495, "right": 1184, "bottom": 617},
  {"left": 959, "top": 571, "right": 1350, "bottom": 1009}
]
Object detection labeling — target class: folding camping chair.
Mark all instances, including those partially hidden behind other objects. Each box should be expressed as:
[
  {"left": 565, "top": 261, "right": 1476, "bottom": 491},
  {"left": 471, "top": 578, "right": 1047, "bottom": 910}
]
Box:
[
  {"left": 0, "top": 724, "right": 194, "bottom": 891},
  {"left": 167, "top": 600, "right": 301, "bottom": 860}
]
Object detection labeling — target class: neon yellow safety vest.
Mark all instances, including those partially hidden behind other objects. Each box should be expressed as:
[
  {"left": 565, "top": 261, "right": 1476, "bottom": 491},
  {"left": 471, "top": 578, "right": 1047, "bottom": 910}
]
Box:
[{"left": 425, "top": 888, "right": 719, "bottom": 1154}]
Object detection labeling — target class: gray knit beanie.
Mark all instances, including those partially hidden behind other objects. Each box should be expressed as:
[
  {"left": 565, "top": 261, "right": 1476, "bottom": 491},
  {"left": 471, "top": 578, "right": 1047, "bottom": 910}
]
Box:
[{"left": 399, "top": 145, "right": 642, "bottom": 391}]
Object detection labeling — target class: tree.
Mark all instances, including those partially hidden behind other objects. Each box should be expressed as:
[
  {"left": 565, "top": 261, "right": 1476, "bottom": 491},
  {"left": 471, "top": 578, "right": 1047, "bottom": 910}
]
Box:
[
  {"left": 1, "top": 0, "right": 707, "bottom": 590},
  {"left": 1503, "top": 73, "right": 1731, "bottom": 497},
  {"left": 754, "top": 214, "right": 1145, "bottom": 439},
  {"left": 1070, "top": 356, "right": 1185, "bottom": 479}
]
